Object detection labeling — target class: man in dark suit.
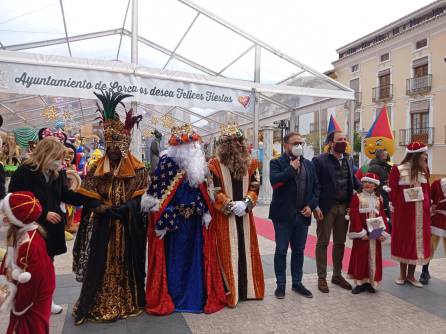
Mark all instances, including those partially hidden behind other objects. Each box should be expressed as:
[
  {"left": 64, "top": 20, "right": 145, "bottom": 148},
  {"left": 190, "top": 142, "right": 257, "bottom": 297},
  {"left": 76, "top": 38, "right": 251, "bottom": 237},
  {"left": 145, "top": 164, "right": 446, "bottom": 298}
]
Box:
[
  {"left": 269, "top": 132, "right": 319, "bottom": 299},
  {"left": 312, "top": 130, "right": 361, "bottom": 293}
]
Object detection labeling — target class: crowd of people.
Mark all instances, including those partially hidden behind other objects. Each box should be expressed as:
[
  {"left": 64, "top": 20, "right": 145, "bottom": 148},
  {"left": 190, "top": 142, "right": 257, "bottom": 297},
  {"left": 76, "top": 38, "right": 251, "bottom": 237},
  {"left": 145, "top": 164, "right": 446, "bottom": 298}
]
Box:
[{"left": 0, "top": 91, "right": 443, "bottom": 334}]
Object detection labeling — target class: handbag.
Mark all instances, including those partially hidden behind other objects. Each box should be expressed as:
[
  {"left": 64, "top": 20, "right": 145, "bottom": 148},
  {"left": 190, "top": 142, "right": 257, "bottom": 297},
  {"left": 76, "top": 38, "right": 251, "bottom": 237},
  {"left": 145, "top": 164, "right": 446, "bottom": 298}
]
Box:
[{"left": 0, "top": 274, "right": 17, "bottom": 313}]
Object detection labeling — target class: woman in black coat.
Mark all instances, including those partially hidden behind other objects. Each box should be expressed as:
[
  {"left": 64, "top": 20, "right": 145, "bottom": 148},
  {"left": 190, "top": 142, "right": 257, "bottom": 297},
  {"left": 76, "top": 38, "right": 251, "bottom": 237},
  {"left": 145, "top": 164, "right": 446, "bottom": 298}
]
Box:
[{"left": 8, "top": 138, "right": 102, "bottom": 313}]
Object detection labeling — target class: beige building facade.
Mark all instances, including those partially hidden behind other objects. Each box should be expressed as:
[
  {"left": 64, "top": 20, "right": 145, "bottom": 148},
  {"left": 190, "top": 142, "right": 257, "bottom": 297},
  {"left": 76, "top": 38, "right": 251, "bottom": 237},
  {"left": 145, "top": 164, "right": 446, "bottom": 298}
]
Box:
[{"left": 331, "top": 0, "right": 446, "bottom": 176}]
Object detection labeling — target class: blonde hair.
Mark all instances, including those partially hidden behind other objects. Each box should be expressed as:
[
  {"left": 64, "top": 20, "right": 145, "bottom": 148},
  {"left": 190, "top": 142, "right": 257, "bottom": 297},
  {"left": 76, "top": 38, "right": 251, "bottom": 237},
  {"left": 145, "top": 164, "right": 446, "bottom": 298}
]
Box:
[
  {"left": 6, "top": 224, "right": 19, "bottom": 247},
  {"left": 23, "top": 138, "right": 65, "bottom": 178},
  {"left": 6, "top": 224, "right": 46, "bottom": 247}
]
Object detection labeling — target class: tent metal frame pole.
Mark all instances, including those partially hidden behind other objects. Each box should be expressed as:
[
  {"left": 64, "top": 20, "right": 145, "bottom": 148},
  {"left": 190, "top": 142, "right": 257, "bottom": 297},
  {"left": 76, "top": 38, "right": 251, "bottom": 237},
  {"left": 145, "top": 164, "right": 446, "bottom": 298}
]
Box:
[
  {"left": 163, "top": 12, "right": 200, "bottom": 70},
  {"left": 116, "top": 0, "right": 132, "bottom": 61},
  {"left": 253, "top": 45, "right": 261, "bottom": 150},
  {"left": 6, "top": 105, "right": 97, "bottom": 126},
  {"left": 318, "top": 103, "right": 322, "bottom": 154},
  {"left": 348, "top": 100, "right": 355, "bottom": 144},
  {"left": 177, "top": 0, "right": 352, "bottom": 93},
  {"left": 59, "top": 0, "right": 72, "bottom": 56},
  {"left": 4, "top": 29, "right": 122, "bottom": 51},
  {"left": 131, "top": 0, "right": 138, "bottom": 65},
  {"left": 216, "top": 44, "right": 255, "bottom": 76}
]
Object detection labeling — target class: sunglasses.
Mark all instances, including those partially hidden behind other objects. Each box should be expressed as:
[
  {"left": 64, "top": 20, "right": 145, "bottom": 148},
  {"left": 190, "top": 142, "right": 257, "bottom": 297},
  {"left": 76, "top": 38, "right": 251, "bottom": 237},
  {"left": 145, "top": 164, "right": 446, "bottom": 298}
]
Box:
[{"left": 290, "top": 142, "right": 304, "bottom": 146}]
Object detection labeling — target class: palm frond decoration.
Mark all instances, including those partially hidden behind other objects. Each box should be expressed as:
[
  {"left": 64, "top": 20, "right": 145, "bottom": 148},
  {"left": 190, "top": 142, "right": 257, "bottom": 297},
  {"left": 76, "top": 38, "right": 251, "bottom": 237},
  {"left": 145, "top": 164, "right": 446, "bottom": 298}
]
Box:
[{"left": 93, "top": 90, "right": 133, "bottom": 121}]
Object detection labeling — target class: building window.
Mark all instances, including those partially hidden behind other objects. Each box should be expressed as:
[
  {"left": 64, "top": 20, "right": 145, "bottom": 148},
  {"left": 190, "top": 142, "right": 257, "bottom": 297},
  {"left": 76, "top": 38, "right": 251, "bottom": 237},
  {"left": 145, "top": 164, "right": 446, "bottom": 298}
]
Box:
[
  {"left": 415, "top": 38, "right": 427, "bottom": 50},
  {"left": 378, "top": 69, "right": 391, "bottom": 99},
  {"left": 380, "top": 53, "right": 389, "bottom": 62},
  {"left": 351, "top": 64, "right": 359, "bottom": 73},
  {"left": 410, "top": 100, "right": 429, "bottom": 130},
  {"left": 349, "top": 78, "right": 359, "bottom": 92},
  {"left": 413, "top": 56, "right": 428, "bottom": 77}
]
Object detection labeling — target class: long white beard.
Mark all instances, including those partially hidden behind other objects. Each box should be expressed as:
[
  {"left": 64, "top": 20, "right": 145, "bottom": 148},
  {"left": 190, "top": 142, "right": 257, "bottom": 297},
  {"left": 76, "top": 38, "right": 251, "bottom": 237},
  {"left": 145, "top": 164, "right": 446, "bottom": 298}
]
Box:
[{"left": 167, "top": 142, "right": 208, "bottom": 188}]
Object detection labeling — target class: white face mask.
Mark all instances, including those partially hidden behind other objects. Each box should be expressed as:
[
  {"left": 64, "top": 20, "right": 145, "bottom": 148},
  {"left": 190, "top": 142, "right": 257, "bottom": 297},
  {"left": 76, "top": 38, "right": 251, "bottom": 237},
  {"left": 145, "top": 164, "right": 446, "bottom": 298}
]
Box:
[
  {"left": 49, "top": 159, "right": 62, "bottom": 171},
  {"left": 291, "top": 144, "right": 303, "bottom": 157}
]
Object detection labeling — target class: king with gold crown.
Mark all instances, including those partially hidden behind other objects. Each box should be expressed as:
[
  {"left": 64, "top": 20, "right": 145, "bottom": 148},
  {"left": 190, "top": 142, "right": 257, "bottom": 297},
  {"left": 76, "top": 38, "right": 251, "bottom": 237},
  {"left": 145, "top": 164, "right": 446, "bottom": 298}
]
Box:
[
  {"left": 142, "top": 124, "right": 226, "bottom": 315},
  {"left": 208, "top": 123, "right": 265, "bottom": 307},
  {"left": 72, "top": 91, "right": 148, "bottom": 324}
]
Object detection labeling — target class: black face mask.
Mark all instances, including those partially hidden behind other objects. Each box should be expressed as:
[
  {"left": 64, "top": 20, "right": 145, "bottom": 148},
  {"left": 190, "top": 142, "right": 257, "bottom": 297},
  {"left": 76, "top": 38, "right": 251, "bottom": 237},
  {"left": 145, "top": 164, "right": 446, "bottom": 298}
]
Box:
[{"left": 333, "top": 141, "right": 347, "bottom": 154}]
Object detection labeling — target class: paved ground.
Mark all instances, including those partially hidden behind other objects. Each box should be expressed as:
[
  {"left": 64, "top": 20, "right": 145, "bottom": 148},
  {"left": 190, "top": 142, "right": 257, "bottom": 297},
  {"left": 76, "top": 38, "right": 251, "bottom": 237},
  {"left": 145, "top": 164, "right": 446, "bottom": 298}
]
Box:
[{"left": 2, "top": 205, "right": 446, "bottom": 333}]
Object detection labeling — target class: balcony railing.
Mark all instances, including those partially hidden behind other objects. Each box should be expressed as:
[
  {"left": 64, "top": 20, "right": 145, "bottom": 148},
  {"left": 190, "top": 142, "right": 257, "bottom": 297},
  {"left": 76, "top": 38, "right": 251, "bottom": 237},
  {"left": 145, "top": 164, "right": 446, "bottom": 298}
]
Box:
[
  {"left": 372, "top": 84, "right": 393, "bottom": 102},
  {"left": 398, "top": 127, "right": 435, "bottom": 146},
  {"left": 406, "top": 74, "right": 432, "bottom": 96}
]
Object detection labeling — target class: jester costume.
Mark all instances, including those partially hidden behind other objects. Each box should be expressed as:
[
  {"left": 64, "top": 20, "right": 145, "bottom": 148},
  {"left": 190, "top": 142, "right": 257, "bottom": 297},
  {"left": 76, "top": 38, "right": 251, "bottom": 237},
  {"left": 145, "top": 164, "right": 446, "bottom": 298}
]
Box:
[
  {"left": 143, "top": 125, "right": 226, "bottom": 315},
  {"left": 208, "top": 124, "right": 264, "bottom": 307},
  {"left": 72, "top": 91, "right": 147, "bottom": 324}
]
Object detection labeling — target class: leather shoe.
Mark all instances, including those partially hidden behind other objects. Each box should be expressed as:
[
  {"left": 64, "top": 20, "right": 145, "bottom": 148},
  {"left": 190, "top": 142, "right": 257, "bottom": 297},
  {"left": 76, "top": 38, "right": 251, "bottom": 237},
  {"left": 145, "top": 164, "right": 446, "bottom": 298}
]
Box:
[
  {"left": 331, "top": 275, "right": 352, "bottom": 290},
  {"left": 275, "top": 285, "right": 285, "bottom": 299},
  {"left": 419, "top": 271, "right": 430, "bottom": 285},
  {"left": 351, "top": 285, "right": 365, "bottom": 294},
  {"left": 318, "top": 278, "right": 329, "bottom": 293},
  {"left": 292, "top": 283, "right": 313, "bottom": 298}
]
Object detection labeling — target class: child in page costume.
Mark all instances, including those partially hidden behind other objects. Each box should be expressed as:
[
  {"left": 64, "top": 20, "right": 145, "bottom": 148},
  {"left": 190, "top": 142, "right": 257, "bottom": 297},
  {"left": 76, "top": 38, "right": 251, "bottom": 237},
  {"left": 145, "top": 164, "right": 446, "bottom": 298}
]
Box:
[
  {"left": 347, "top": 172, "right": 390, "bottom": 294},
  {"left": 420, "top": 178, "right": 446, "bottom": 284}
]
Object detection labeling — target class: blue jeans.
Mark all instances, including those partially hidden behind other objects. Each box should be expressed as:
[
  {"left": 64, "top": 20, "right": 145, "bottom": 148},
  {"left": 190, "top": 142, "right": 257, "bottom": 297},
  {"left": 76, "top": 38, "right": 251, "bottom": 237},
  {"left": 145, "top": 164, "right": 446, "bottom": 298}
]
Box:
[{"left": 273, "top": 215, "right": 309, "bottom": 287}]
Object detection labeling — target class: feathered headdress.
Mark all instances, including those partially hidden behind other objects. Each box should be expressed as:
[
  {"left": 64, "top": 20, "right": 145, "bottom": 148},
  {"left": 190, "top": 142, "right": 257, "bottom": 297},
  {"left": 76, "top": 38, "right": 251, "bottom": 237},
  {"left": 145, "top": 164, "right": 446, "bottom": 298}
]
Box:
[{"left": 94, "top": 90, "right": 142, "bottom": 156}]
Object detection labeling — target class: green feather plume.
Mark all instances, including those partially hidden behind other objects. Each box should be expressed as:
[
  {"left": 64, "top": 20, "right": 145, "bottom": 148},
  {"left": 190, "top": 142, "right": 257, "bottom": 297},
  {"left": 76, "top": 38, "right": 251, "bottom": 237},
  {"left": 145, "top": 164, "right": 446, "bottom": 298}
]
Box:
[{"left": 94, "top": 90, "right": 133, "bottom": 121}]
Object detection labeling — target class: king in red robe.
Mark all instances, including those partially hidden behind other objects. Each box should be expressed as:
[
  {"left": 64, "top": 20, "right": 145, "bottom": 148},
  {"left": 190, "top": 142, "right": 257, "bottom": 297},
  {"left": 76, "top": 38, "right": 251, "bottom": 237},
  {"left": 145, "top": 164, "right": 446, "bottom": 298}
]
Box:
[{"left": 142, "top": 124, "right": 226, "bottom": 315}]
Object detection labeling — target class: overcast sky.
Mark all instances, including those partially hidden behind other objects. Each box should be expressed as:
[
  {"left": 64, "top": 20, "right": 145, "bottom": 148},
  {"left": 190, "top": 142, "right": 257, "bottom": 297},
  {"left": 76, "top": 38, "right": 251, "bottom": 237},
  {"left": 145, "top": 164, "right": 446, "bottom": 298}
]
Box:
[
  {"left": 193, "top": 0, "right": 434, "bottom": 72},
  {"left": 0, "top": 0, "right": 435, "bottom": 74}
]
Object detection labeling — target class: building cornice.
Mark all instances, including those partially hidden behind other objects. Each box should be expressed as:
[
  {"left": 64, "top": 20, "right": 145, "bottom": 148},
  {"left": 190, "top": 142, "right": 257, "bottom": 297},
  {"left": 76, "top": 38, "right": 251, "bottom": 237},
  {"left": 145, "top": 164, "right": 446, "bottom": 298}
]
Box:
[
  {"left": 332, "top": 15, "right": 446, "bottom": 67},
  {"left": 336, "top": 0, "right": 446, "bottom": 59}
]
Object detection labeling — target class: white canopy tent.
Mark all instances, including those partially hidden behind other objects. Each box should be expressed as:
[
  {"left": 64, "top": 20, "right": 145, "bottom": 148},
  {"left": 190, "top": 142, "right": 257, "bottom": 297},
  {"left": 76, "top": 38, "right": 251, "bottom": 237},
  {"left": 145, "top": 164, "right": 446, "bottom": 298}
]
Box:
[
  {"left": 0, "top": 0, "right": 354, "bottom": 139},
  {"left": 0, "top": 0, "right": 354, "bottom": 202}
]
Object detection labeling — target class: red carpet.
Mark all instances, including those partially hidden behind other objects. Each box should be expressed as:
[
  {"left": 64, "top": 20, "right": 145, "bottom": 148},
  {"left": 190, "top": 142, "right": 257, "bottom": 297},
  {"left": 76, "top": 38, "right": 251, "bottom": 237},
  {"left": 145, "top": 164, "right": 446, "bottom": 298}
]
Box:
[{"left": 254, "top": 216, "right": 397, "bottom": 271}]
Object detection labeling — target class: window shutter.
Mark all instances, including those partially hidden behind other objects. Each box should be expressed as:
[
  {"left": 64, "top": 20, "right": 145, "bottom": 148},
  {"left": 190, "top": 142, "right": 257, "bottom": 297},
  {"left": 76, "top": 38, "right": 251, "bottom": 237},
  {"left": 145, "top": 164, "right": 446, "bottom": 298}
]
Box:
[
  {"left": 413, "top": 56, "right": 428, "bottom": 68},
  {"left": 378, "top": 69, "right": 390, "bottom": 77},
  {"left": 410, "top": 100, "right": 429, "bottom": 114}
]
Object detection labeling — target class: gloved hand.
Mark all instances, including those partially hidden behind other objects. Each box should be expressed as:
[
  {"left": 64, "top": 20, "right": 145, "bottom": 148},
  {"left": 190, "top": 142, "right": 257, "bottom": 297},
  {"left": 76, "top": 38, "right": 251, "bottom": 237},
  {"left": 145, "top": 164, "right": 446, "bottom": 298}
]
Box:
[
  {"left": 105, "top": 205, "right": 128, "bottom": 220},
  {"left": 232, "top": 201, "right": 247, "bottom": 217},
  {"left": 113, "top": 205, "right": 129, "bottom": 218},
  {"left": 202, "top": 212, "right": 212, "bottom": 229},
  {"left": 105, "top": 207, "right": 123, "bottom": 220}
]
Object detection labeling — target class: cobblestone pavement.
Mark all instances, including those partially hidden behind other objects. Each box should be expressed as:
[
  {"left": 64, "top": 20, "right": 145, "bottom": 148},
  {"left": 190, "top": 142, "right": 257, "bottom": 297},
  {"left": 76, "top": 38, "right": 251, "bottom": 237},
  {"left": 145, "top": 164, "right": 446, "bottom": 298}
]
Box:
[{"left": 1, "top": 206, "right": 446, "bottom": 333}]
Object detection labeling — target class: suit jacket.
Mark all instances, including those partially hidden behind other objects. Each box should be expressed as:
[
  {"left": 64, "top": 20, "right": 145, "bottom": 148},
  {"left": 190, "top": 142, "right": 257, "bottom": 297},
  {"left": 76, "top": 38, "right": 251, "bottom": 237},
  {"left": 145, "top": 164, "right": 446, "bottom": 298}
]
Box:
[
  {"left": 268, "top": 154, "right": 319, "bottom": 225},
  {"left": 312, "top": 153, "right": 361, "bottom": 215}
]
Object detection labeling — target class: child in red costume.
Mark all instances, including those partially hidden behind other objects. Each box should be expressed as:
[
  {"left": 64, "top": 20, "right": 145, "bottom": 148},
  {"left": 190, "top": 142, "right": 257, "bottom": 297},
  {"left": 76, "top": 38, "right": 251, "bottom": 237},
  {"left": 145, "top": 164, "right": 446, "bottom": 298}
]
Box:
[
  {"left": 0, "top": 191, "right": 55, "bottom": 334},
  {"left": 347, "top": 173, "right": 390, "bottom": 294},
  {"left": 420, "top": 178, "right": 446, "bottom": 284}
]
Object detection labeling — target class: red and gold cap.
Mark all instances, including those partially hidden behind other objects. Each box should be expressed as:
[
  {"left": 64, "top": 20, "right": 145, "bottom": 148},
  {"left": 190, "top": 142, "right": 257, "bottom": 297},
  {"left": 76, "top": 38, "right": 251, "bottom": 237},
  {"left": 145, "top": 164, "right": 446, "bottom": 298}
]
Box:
[{"left": 1, "top": 191, "right": 43, "bottom": 227}]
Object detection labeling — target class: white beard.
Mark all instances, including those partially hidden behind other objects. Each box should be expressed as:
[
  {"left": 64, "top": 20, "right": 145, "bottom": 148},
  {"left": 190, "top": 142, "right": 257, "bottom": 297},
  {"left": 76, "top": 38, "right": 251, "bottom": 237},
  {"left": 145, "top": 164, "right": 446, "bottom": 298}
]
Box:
[{"left": 167, "top": 142, "right": 208, "bottom": 188}]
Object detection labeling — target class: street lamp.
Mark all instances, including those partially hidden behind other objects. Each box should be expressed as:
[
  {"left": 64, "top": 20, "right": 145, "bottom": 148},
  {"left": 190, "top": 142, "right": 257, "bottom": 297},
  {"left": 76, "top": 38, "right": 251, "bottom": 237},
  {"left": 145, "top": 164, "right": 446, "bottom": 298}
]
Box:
[{"left": 274, "top": 120, "right": 290, "bottom": 154}]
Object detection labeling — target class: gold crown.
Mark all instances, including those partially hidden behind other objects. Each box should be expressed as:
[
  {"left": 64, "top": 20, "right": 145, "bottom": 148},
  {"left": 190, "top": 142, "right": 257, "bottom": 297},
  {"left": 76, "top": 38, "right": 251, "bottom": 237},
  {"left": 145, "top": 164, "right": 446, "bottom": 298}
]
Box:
[
  {"left": 169, "top": 124, "right": 201, "bottom": 146},
  {"left": 170, "top": 124, "right": 193, "bottom": 136},
  {"left": 219, "top": 123, "right": 244, "bottom": 138}
]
